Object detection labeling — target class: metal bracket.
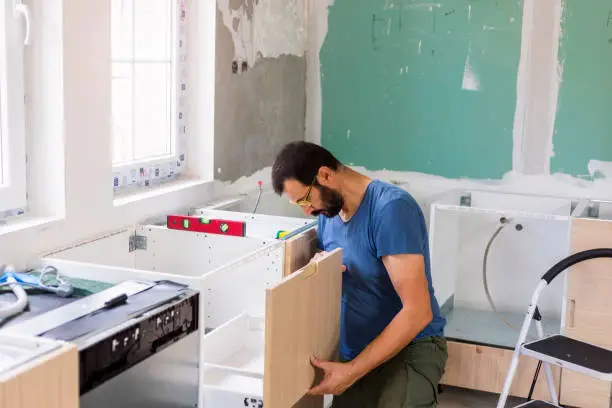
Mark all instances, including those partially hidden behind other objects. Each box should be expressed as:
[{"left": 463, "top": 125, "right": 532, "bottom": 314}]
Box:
[
  {"left": 459, "top": 192, "right": 472, "bottom": 207},
  {"left": 129, "top": 234, "right": 147, "bottom": 252},
  {"left": 587, "top": 202, "right": 600, "bottom": 219},
  {"left": 243, "top": 397, "right": 263, "bottom": 408}
]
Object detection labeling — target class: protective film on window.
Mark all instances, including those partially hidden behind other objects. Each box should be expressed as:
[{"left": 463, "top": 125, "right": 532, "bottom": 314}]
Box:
[{"left": 111, "top": 0, "right": 188, "bottom": 192}]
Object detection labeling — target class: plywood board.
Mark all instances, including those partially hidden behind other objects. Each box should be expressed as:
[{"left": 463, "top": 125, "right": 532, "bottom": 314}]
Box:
[
  {"left": 264, "top": 248, "right": 343, "bottom": 408},
  {"left": 559, "top": 370, "right": 612, "bottom": 408},
  {"left": 283, "top": 227, "right": 319, "bottom": 277},
  {"left": 0, "top": 344, "right": 78, "bottom": 408},
  {"left": 560, "top": 218, "right": 612, "bottom": 408},
  {"left": 441, "top": 341, "right": 560, "bottom": 400}
]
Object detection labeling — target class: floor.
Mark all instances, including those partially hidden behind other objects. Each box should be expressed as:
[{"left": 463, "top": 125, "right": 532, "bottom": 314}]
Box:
[{"left": 438, "top": 386, "right": 526, "bottom": 408}]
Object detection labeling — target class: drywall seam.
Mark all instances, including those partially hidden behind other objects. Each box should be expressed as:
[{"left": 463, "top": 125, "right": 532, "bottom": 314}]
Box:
[
  {"left": 511, "top": 0, "right": 535, "bottom": 173},
  {"left": 305, "top": 0, "right": 334, "bottom": 144},
  {"left": 546, "top": 0, "right": 564, "bottom": 171},
  {"left": 217, "top": 0, "right": 307, "bottom": 68},
  {"left": 514, "top": 0, "right": 563, "bottom": 176}
]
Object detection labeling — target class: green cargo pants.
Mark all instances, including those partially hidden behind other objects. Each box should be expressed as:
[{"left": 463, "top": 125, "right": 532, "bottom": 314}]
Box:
[{"left": 331, "top": 337, "right": 448, "bottom": 408}]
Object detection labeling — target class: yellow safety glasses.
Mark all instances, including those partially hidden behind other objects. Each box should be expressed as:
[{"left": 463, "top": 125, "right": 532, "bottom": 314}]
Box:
[{"left": 290, "top": 177, "right": 316, "bottom": 207}]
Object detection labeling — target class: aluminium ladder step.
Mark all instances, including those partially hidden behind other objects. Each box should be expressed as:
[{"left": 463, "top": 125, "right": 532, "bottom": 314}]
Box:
[
  {"left": 521, "top": 334, "right": 612, "bottom": 381},
  {"left": 513, "top": 401, "right": 559, "bottom": 408}
]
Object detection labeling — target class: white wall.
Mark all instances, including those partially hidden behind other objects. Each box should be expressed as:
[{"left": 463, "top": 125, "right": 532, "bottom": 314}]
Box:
[{"left": 0, "top": 0, "right": 217, "bottom": 267}]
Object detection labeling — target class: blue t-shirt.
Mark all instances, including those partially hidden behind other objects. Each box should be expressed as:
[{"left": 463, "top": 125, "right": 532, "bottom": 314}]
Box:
[{"left": 317, "top": 179, "right": 446, "bottom": 361}]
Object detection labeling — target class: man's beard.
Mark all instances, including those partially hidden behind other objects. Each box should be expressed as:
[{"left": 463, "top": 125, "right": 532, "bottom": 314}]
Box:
[{"left": 311, "top": 185, "right": 344, "bottom": 218}]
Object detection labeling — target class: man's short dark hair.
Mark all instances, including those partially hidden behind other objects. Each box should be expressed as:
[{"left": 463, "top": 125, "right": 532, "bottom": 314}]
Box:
[{"left": 271, "top": 141, "right": 342, "bottom": 195}]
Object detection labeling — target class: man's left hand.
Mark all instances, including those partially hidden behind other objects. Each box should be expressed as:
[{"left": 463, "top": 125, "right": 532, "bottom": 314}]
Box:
[{"left": 307, "top": 356, "right": 360, "bottom": 396}]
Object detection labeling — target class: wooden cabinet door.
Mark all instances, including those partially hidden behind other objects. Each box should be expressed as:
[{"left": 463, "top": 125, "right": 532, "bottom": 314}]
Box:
[
  {"left": 264, "top": 248, "right": 343, "bottom": 408},
  {"left": 560, "top": 218, "right": 612, "bottom": 407},
  {"left": 283, "top": 227, "right": 319, "bottom": 277}
]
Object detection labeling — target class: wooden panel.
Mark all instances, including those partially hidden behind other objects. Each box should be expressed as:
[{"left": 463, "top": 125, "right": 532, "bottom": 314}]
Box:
[
  {"left": 264, "top": 248, "right": 343, "bottom": 408},
  {"left": 0, "top": 344, "right": 79, "bottom": 408},
  {"left": 283, "top": 227, "right": 318, "bottom": 277},
  {"left": 59, "top": 344, "right": 79, "bottom": 408},
  {"left": 560, "top": 218, "right": 612, "bottom": 408},
  {"left": 559, "top": 370, "right": 612, "bottom": 408},
  {"left": 441, "top": 341, "right": 561, "bottom": 400}
]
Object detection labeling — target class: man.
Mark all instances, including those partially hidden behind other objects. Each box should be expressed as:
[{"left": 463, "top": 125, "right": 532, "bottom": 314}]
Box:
[{"left": 271, "top": 141, "right": 448, "bottom": 407}]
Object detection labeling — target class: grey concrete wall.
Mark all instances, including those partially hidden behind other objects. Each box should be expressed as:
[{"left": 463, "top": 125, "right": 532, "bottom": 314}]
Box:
[{"left": 214, "top": 7, "right": 307, "bottom": 182}]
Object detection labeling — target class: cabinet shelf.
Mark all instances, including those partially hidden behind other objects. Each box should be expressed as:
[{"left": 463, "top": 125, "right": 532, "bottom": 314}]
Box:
[{"left": 444, "top": 306, "right": 561, "bottom": 349}]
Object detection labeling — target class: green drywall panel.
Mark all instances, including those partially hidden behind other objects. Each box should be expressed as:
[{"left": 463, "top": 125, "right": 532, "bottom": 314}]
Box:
[
  {"left": 320, "top": 0, "right": 524, "bottom": 179},
  {"left": 551, "top": 1, "right": 612, "bottom": 177}
]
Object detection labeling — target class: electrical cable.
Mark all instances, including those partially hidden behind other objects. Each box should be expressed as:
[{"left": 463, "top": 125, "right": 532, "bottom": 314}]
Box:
[{"left": 252, "top": 181, "right": 263, "bottom": 214}]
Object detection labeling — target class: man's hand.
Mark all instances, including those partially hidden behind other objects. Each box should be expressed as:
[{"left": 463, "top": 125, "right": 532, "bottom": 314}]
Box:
[
  {"left": 307, "top": 356, "right": 359, "bottom": 396},
  {"left": 310, "top": 251, "right": 347, "bottom": 272}
]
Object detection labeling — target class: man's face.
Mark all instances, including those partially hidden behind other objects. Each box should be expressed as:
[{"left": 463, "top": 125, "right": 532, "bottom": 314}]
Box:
[{"left": 283, "top": 179, "right": 344, "bottom": 218}]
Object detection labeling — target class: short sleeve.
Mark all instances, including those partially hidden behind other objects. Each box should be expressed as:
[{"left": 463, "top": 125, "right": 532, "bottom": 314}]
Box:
[
  {"left": 372, "top": 198, "right": 426, "bottom": 258},
  {"left": 316, "top": 215, "right": 325, "bottom": 250}
]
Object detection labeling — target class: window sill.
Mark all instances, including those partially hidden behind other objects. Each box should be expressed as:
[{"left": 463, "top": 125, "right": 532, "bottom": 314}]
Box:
[
  {"left": 0, "top": 214, "right": 63, "bottom": 237},
  {"left": 113, "top": 176, "right": 213, "bottom": 207}
]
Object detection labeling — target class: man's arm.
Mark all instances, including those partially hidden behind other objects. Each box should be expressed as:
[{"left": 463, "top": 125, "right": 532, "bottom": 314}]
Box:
[
  {"left": 308, "top": 198, "right": 432, "bottom": 395},
  {"left": 307, "top": 253, "right": 433, "bottom": 395},
  {"left": 344, "top": 253, "right": 433, "bottom": 379}
]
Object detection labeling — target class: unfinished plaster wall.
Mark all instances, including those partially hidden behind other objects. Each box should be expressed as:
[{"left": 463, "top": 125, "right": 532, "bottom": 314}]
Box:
[
  {"left": 214, "top": 0, "right": 307, "bottom": 182},
  {"left": 304, "top": 0, "right": 612, "bottom": 199}
]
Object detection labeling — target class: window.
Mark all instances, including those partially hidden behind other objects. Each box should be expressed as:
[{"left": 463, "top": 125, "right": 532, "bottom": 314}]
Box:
[
  {"left": 111, "top": 0, "right": 187, "bottom": 192},
  {"left": 0, "top": 0, "right": 27, "bottom": 214}
]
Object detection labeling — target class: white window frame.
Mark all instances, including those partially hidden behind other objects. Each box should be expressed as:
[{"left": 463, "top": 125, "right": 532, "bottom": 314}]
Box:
[
  {"left": 111, "top": 0, "right": 188, "bottom": 193},
  {"left": 0, "top": 0, "right": 27, "bottom": 214}
]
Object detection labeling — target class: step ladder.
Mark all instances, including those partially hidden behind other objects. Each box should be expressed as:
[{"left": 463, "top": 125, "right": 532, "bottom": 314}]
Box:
[
  {"left": 513, "top": 401, "right": 558, "bottom": 407},
  {"left": 496, "top": 248, "right": 612, "bottom": 408}
]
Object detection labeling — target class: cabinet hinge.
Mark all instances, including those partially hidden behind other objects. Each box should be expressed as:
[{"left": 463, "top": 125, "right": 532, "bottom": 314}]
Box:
[
  {"left": 129, "top": 234, "right": 147, "bottom": 252},
  {"left": 587, "top": 202, "right": 600, "bottom": 219},
  {"left": 459, "top": 192, "right": 472, "bottom": 207}
]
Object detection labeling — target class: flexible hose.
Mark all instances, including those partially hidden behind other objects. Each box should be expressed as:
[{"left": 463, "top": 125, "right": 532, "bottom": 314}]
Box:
[
  {"left": 482, "top": 221, "right": 522, "bottom": 333},
  {"left": 0, "top": 271, "right": 28, "bottom": 320}
]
